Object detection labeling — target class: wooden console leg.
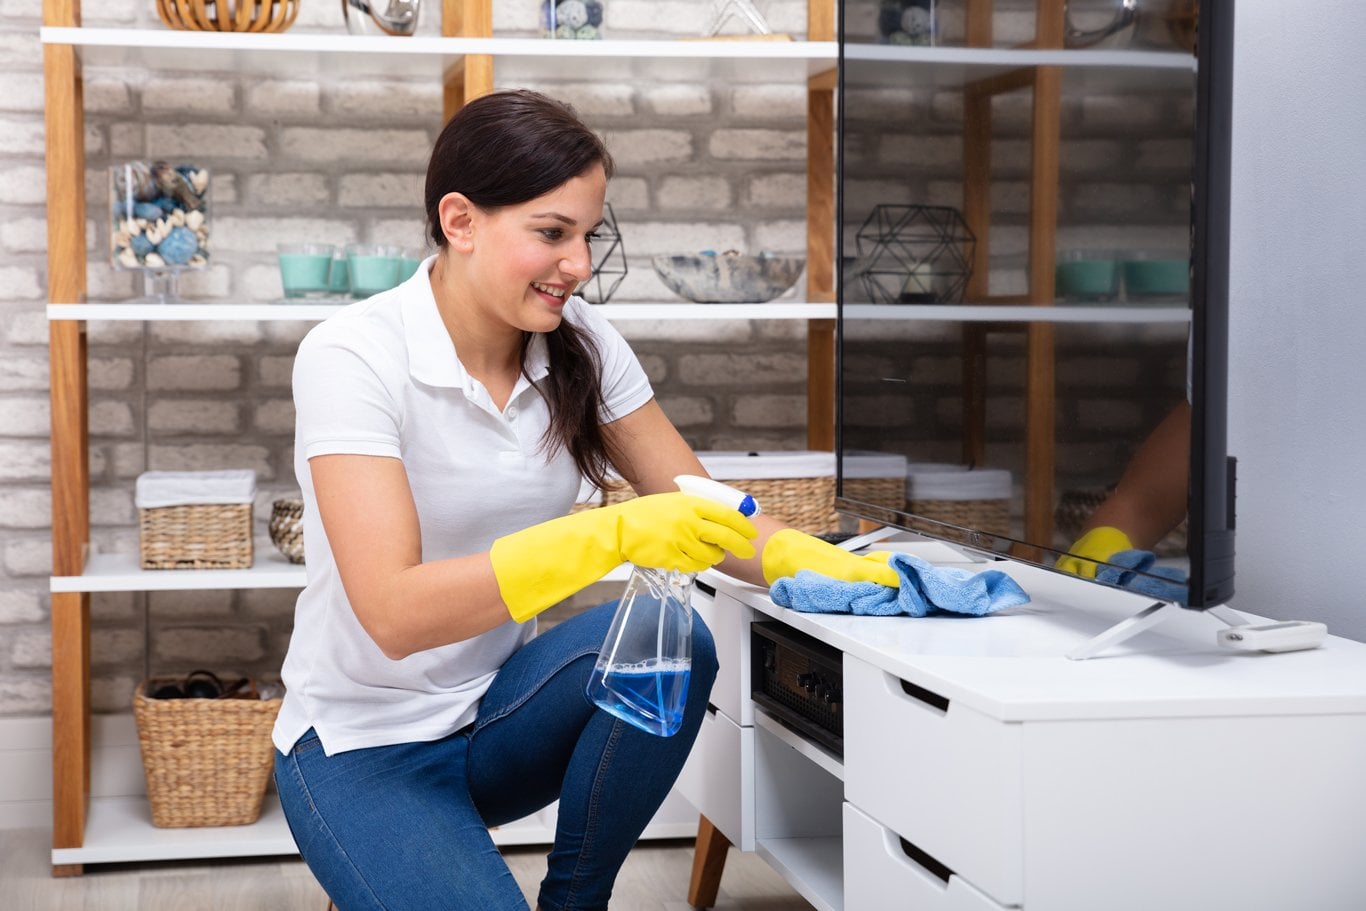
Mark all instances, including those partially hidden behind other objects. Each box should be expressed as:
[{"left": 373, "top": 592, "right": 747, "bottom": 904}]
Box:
[{"left": 687, "top": 814, "right": 731, "bottom": 909}]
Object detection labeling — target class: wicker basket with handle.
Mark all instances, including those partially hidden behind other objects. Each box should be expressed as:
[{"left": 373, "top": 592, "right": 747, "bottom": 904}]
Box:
[
  {"left": 132, "top": 673, "right": 282, "bottom": 828},
  {"left": 155, "top": 0, "right": 300, "bottom": 33}
]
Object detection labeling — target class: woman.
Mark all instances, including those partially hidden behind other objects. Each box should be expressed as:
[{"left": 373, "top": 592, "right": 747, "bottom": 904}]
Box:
[{"left": 273, "top": 89, "right": 895, "bottom": 911}]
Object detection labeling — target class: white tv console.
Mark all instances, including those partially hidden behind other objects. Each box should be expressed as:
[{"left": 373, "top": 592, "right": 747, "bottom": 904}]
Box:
[{"left": 676, "top": 539, "right": 1366, "bottom": 911}]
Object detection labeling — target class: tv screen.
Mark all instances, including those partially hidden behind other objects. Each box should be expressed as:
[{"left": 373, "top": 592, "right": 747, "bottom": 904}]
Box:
[{"left": 835, "top": 0, "right": 1234, "bottom": 610}]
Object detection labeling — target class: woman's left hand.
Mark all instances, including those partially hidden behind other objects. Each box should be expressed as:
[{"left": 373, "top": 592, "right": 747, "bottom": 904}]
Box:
[{"left": 761, "top": 528, "right": 899, "bottom": 587}]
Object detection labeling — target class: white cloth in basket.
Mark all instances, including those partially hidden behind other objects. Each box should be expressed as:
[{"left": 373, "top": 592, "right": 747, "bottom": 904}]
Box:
[
  {"left": 135, "top": 470, "right": 257, "bottom": 509},
  {"left": 905, "top": 465, "right": 1011, "bottom": 501}
]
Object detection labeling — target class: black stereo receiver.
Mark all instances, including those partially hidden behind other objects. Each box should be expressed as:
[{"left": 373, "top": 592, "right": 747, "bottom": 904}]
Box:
[{"left": 750, "top": 620, "right": 844, "bottom": 756}]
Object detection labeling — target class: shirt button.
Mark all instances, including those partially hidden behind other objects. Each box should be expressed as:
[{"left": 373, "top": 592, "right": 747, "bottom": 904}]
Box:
[{"left": 506, "top": 406, "right": 518, "bottom": 419}]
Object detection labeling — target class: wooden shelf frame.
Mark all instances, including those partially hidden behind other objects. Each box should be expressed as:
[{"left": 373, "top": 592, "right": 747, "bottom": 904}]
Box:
[{"left": 43, "top": 0, "right": 840, "bottom": 875}]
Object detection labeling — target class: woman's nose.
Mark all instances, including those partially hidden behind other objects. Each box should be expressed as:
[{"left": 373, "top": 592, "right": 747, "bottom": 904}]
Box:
[{"left": 561, "top": 241, "right": 593, "bottom": 282}]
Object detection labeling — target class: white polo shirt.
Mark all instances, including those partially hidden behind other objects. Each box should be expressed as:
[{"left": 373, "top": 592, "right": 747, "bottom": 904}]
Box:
[{"left": 273, "top": 257, "right": 653, "bottom": 756}]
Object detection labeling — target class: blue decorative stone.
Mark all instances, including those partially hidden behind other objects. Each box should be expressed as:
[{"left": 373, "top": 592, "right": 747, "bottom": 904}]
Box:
[
  {"left": 557, "top": 0, "right": 588, "bottom": 29},
  {"left": 153, "top": 196, "right": 179, "bottom": 214},
  {"left": 156, "top": 226, "right": 199, "bottom": 265},
  {"left": 131, "top": 234, "right": 154, "bottom": 257},
  {"left": 585, "top": 0, "right": 603, "bottom": 27},
  {"left": 133, "top": 202, "right": 165, "bottom": 221}
]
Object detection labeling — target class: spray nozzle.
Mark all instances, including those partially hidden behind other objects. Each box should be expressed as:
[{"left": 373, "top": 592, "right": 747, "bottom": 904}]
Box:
[{"left": 674, "top": 475, "right": 761, "bottom": 518}]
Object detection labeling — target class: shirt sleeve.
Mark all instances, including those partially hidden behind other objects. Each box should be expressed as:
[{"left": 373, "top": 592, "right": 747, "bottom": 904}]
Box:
[
  {"left": 568, "top": 297, "right": 654, "bottom": 422},
  {"left": 293, "top": 325, "right": 403, "bottom": 461}
]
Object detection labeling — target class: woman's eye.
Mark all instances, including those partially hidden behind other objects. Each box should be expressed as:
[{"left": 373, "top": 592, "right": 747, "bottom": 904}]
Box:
[
  {"left": 585, "top": 232, "right": 601, "bottom": 244},
  {"left": 539, "top": 228, "right": 563, "bottom": 241}
]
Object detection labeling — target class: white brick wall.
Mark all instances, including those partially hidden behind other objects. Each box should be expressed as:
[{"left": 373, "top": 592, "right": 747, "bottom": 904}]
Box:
[{"left": 0, "top": 0, "right": 1193, "bottom": 715}]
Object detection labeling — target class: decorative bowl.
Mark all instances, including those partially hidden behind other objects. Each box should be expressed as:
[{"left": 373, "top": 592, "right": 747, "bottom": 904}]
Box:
[
  {"left": 652, "top": 252, "right": 804, "bottom": 303},
  {"left": 155, "top": 0, "right": 299, "bottom": 33}
]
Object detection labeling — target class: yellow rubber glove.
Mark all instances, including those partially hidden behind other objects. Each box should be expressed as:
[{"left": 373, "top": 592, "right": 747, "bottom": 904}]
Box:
[
  {"left": 1055, "top": 526, "right": 1133, "bottom": 579},
  {"left": 490, "top": 493, "right": 758, "bottom": 623},
  {"left": 761, "top": 528, "right": 899, "bottom": 587}
]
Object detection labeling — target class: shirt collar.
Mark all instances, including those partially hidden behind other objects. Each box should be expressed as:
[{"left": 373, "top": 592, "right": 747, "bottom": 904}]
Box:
[{"left": 402, "top": 256, "right": 552, "bottom": 393}]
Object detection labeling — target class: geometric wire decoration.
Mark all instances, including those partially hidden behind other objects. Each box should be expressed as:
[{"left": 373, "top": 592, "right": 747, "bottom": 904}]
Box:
[
  {"left": 852, "top": 204, "right": 976, "bottom": 304},
  {"left": 579, "top": 202, "right": 627, "bottom": 304}
]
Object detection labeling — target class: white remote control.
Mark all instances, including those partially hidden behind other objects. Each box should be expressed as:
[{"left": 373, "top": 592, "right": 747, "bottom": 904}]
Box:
[{"left": 1216, "top": 620, "right": 1327, "bottom": 653}]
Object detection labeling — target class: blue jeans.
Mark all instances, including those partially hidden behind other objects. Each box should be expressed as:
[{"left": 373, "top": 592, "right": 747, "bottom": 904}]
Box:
[{"left": 274, "top": 601, "right": 717, "bottom": 911}]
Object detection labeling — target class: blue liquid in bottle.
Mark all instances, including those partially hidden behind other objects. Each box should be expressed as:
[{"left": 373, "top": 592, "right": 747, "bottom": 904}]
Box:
[{"left": 586, "top": 658, "right": 691, "bottom": 737}]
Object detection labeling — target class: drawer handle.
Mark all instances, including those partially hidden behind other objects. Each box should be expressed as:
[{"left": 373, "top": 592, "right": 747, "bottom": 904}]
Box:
[
  {"left": 899, "top": 678, "right": 950, "bottom": 713},
  {"left": 897, "top": 835, "right": 954, "bottom": 884},
  {"left": 696, "top": 580, "right": 717, "bottom": 598},
  {"left": 706, "top": 702, "right": 719, "bottom": 716}
]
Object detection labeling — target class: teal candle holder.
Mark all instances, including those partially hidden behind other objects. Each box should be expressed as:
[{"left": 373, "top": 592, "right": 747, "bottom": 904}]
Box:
[
  {"left": 278, "top": 243, "right": 336, "bottom": 299},
  {"left": 329, "top": 251, "right": 350, "bottom": 296},
  {"left": 1055, "top": 252, "right": 1119, "bottom": 302},
  {"left": 396, "top": 248, "right": 425, "bottom": 284},
  {"left": 346, "top": 243, "right": 403, "bottom": 298}
]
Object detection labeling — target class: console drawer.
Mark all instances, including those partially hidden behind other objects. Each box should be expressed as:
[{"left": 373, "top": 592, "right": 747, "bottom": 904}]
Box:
[
  {"left": 844, "top": 802, "right": 1009, "bottom": 911},
  {"left": 693, "top": 580, "right": 753, "bottom": 726},
  {"left": 843, "top": 655, "right": 1023, "bottom": 905},
  {"left": 675, "top": 703, "right": 754, "bottom": 850}
]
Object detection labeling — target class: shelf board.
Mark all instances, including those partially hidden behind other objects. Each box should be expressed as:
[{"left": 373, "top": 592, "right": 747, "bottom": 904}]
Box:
[
  {"left": 52, "top": 795, "right": 299, "bottom": 866},
  {"left": 753, "top": 708, "right": 844, "bottom": 781},
  {"left": 47, "top": 301, "right": 837, "bottom": 322},
  {"left": 755, "top": 835, "right": 844, "bottom": 911},
  {"left": 52, "top": 542, "right": 304, "bottom": 593},
  {"left": 841, "top": 303, "right": 1190, "bottom": 323},
  {"left": 844, "top": 44, "right": 1195, "bottom": 91},
  {"left": 48, "top": 794, "right": 624, "bottom": 866},
  {"left": 51, "top": 546, "right": 629, "bottom": 593},
  {"left": 41, "top": 27, "right": 837, "bottom": 80}
]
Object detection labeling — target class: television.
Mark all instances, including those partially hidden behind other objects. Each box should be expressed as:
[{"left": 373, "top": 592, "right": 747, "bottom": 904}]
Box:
[{"left": 835, "top": 1, "right": 1235, "bottom": 623}]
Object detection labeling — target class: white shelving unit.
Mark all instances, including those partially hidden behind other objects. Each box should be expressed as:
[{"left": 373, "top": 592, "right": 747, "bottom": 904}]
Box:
[{"left": 41, "top": 12, "right": 846, "bottom": 873}]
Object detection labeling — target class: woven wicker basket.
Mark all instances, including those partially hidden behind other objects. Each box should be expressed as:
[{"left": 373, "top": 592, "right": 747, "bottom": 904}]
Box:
[
  {"left": 132, "top": 677, "right": 281, "bottom": 828},
  {"left": 841, "top": 475, "right": 905, "bottom": 511},
  {"left": 600, "top": 476, "right": 842, "bottom": 535},
  {"left": 268, "top": 498, "right": 304, "bottom": 564},
  {"left": 906, "top": 497, "right": 1012, "bottom": 545},
  {"left": 155, "top": 0, "right": 300, "bottom": 33},
  {"left": 140, "top": 502, "right": 253, "bottom": 570}
]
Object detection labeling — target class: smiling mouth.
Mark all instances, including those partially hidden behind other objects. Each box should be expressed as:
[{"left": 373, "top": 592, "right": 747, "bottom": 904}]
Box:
[{"left": 531, "top": 281, "right": 569, "bottom": 300}]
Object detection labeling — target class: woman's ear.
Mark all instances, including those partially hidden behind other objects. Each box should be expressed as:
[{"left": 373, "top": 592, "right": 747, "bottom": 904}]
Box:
[{"left": 437, "top": 192, "right": 476, "bottom": 253}]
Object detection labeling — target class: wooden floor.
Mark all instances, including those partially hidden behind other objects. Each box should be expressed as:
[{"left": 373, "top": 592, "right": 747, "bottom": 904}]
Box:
[{"left": 2, "top": 828, "right": 814, "bottom": 911}]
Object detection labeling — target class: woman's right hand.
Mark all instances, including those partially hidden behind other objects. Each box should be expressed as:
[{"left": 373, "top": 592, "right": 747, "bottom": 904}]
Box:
[
  {"left": 610, "top": 492, "right": 757, "bottom": 572},
  {"left": 490, "top": 492, "right": 757, "bottom": 623}
]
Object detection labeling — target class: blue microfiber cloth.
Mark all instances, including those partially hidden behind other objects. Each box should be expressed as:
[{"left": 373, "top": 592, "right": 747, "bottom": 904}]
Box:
[
  {"left": 1096, "top": 549, "right": 1189, "bottom": 604},
  {"left": 770, "top": 552, "right": 1030, "bottom": 617}
]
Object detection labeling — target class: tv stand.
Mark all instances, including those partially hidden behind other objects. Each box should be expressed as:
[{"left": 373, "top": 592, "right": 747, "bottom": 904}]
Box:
[
  {"left": 1066, "top": 601, "right": 1249, "bottom": 660},
  {"left": 678, "top": 560, "right": 1366, "bottom": 910}
]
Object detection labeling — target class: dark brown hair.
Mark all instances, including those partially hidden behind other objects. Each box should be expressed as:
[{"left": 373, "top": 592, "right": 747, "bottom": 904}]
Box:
[{"left": 425, "top": 90, "right": 621, "bottom": 491}]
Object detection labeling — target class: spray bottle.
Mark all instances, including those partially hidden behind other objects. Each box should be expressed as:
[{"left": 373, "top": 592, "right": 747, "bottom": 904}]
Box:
[{"left": 585, "top": 475, "right": 760, "bottom": 736}]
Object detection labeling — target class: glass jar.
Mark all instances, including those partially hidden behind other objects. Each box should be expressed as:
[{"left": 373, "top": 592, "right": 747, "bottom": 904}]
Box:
[{"left": 542, "top": 0, "right": 604, "bottom": 39}]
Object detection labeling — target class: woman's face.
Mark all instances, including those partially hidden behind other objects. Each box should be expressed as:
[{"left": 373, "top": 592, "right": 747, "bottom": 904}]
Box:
[{"left": 467, "top": 163, "right": 607, "bottom": 334}]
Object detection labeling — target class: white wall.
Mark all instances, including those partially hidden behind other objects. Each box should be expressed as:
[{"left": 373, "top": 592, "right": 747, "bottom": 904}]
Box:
[{"left": 1227, "top": 1, "right": 1366, "bottom": 639}]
